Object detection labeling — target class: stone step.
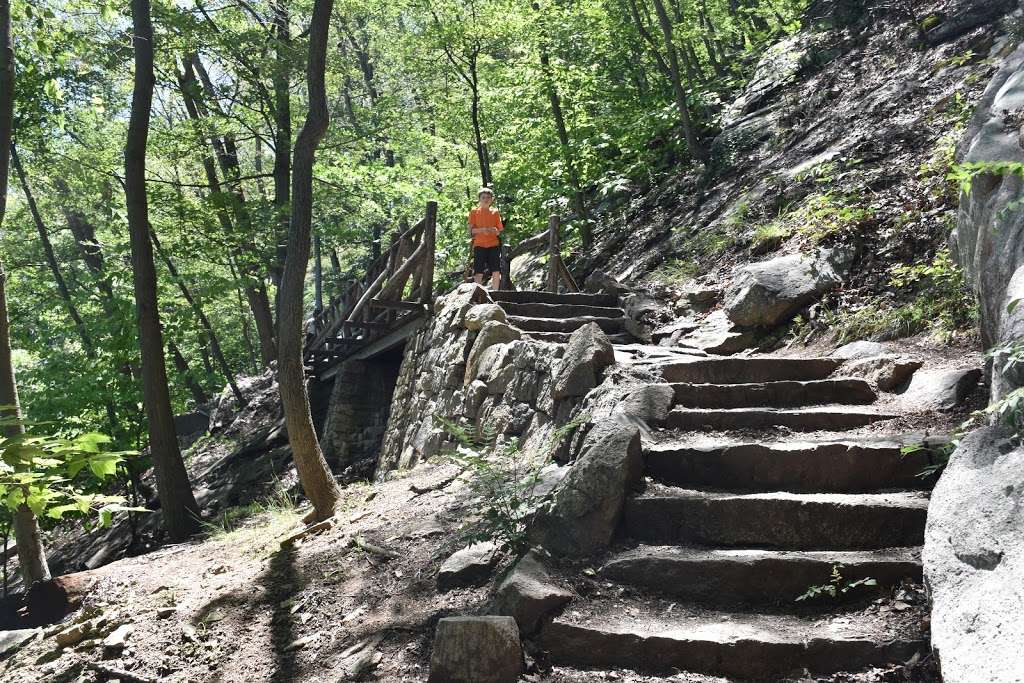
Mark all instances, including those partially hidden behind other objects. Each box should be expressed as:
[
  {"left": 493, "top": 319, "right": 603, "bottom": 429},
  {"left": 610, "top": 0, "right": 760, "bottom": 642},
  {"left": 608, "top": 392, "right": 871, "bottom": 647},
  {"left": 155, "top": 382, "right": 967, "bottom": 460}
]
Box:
[
  {"left": 539, "top": 596, "right": 924, "bottom": 678},
  {"left": 600, "top": 546, "right": 921, "bottom": 604},
  {"left": 527, "top": 331, "right": 635, "bottom": 345},
  {"left": 669, "top": 378, "right": 877, "bottom": 409},
  {"left": 622, "top": 489, "right": 929, "bottom": 549},
  {"left": 490, "top": 290, "right": 619, "bottom": 307},
  {"left": 644, "top": 440, "right": 935, "bottom": 492},
  {"left": 496, "top": 301, "right": 625, "bottom": 319},
  {"left": 665, "top": 406, "right": 900, "bottom": 432},
  {"left": 507, "top": 315, "right": 628, "bottom": 335},
  {"left": 656, "top": 357, "right": 842, "bottom": 384}
]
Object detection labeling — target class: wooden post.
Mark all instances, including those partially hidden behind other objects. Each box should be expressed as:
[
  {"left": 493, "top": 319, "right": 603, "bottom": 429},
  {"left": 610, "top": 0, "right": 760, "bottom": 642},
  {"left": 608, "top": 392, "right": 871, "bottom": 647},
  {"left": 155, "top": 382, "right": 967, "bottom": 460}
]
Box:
[
  {"left": 547, "top": 215, "right": 560, "bottom": 293},
  {"left": 421, "top": 200, "right": 437, "bottom": 308},
  {"left": 499, "top": 244, "right": 513, "bottom": 291}
]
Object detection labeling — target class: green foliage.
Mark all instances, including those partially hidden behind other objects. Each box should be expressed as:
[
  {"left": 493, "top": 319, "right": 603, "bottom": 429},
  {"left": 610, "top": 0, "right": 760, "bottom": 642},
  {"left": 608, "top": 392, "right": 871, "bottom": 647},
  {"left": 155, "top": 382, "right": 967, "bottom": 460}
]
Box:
[
  {"left": 751, "top": 191, "right": 874, "bottom": 248},
  {"left": 948, "top": 160, "right": 1024, "bottom": 196},
  {"left": 0, "top": 416, "right": 140, "bottom": 527},
  {"left": 796, "top": 563, "right": 878, "bottom": 602},
  {"left": 821, "top": 249, "right": 975, "bottom": 345},
  {"left": 436, "top": 413, "right": 586, "bottom": 554}
]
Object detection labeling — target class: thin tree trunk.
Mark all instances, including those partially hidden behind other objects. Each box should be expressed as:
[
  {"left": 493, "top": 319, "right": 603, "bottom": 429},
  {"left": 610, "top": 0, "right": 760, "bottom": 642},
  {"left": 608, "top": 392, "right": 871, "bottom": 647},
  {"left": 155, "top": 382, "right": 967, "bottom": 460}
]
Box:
[
  {"left": 12, "top": 145, "right": 120, "bottom": 434},
  {"left": 168, "top": 339, "right": 209, "bottom": 406},
  {"left": 177, "top": 66, "right": 278, "bottom": 368},
  {"left": 650, "top": 0, "right": 707, "bottom": 161},
  {"left": 126, "top": 0, "right": 200, "bottom": 542},
  {"left": 313, "top": 232, "right": 323, "bottom": 314},
  {"left": 278, "top": 0, "right": 342, "bottom": 521},
  {"left": 537, "top": 26, "right": 592, "bottom": 248},
  {"left": 271, "top": 0, "right": 292, "bottom": 293},
  {"left": 149, "top": 228, "right": 245, "bottom": 405},
  {"left": 12, "top": 146, "right": 94, "bottom": 351},
  {"left": 0, "top": 0, "right": 51, "bottom": 586},
  {"left": 229, "top": 259, "right": 260, "bottom": 374}
]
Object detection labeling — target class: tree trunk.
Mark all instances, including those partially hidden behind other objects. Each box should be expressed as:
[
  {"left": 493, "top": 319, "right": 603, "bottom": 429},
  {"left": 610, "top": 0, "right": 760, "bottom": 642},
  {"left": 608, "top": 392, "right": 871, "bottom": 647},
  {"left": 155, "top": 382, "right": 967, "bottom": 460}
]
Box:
[
  {"left": 177, "top": 65, "right": 278, "bottom": 368},
  {"left": 12, "top": 145, "right": 120, "bottom": 434},
  {"left": 278, "top": 0, "right": 342, "bottom": 521},
  {"left": 537, "top": 28, "right": 592, "bottom": 249},
  {"left": 149, "top": 228, "right": 245, "bottom": 405},
  {"left": 650, "top": 0, "right": 707, "bottom": 161},
  {"left": 126, "top": 0, "right": 200, "bottom": 542},
  {"left": 271, "top": 0, "right": 292, "bottom": 293},
  {"left": 313, "top": 232, "right": 324, "bottom": 314},
  {"left": 168, "top": 339, "right": 209, "bottom": 406},
  {"left": 0, "top": 0, "right": 51, "bottom": 586}
]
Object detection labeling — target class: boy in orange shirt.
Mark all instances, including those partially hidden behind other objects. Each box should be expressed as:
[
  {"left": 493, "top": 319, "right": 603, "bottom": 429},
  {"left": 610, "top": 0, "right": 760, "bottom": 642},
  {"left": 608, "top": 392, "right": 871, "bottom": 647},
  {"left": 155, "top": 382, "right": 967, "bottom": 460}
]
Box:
[{"left": 468, "top": 187, "right": 504, "bottom": 289}]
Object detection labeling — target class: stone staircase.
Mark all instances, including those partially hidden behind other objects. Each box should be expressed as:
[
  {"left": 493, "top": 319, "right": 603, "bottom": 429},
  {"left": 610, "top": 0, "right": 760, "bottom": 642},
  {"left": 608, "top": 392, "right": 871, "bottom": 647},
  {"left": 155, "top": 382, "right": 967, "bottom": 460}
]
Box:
[
  {"left": 489, "top": 290, "right": 635, "bottom": 344},
  {"left": 540, "top": 354, "right": 937, "bottom": 679}
]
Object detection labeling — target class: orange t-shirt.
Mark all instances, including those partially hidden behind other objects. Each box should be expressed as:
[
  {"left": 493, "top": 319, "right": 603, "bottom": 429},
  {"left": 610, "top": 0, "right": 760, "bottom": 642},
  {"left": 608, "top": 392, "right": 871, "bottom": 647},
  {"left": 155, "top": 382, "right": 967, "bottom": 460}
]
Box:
[{"left": 469, "top": 207, "right": 504, "bottom": 248}]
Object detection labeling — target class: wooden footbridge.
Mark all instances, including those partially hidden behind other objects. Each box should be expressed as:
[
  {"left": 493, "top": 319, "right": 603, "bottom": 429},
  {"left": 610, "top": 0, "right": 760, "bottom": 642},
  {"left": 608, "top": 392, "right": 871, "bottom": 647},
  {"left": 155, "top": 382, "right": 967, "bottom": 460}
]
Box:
[{"left": 304, "top": 202, "right": 580, "bottom": 379}]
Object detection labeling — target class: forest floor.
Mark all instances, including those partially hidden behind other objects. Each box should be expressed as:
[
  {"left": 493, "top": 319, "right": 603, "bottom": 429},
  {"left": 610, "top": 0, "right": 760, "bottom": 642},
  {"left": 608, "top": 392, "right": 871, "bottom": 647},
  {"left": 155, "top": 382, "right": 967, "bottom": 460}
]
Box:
[{"left": 0, "top": 332, "right": 982, "bottom": 683}]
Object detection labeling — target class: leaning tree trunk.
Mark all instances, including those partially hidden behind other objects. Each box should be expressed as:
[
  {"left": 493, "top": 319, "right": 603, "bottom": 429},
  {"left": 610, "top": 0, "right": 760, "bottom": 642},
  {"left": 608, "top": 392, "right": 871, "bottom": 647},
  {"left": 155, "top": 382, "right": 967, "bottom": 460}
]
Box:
[
  {"left": 0, "top": 0, "right": 50, "bottom": 585},
  {"left": 277, "top": 0, "right": 342, "bottom": 521},
  {"left": 650, "top": 0, "right": 707, "bottom": 161},
  {"left": 126, "top": 0, "right": 200, "bottom": 542}
]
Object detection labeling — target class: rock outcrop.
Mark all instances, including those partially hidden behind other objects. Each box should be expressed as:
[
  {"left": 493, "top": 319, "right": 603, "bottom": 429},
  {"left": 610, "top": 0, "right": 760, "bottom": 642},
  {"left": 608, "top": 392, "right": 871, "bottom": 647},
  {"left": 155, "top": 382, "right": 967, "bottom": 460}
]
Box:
[
  {"left": 923, "top": 426, "right": 1024, "bottom": 682},
  {"left": 953, "top": 41, "right": 1024, "bottom": 399},
  {"left": 528, "top": 421, "right": 643, "bottom": 557}
]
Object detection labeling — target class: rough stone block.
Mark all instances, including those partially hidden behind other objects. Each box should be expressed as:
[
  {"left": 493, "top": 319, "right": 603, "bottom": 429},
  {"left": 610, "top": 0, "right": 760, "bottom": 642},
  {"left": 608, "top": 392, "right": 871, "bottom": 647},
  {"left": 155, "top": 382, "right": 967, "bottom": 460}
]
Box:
[
  {"left": 438, "top": 542, "right": 500, "bottom": 591},
  {"left": 493, "top": 549, "right": 573, "bottom": 634},
  {"left": 428, "top": 616, "right": 522, "bottom": 683}
]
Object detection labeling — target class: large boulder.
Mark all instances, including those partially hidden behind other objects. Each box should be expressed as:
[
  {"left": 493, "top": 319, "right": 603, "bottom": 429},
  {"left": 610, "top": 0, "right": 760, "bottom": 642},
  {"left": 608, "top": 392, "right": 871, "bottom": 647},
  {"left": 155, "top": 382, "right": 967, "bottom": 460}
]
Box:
[
  {"left": 428, "top": 616, "right": 522, "bottom": 683},
  {"left": 952, "top": 42, "right": 1024, "bottom": 399},
  {"left": 923, "top": 426, "right": 1024, "bottom": 682},
  {"left": 493, "top": 549, "right": 573, "bottom": 635},
  {"left": 724, "top": 251, "right": 841, "bottom": 328},
  {"left": 899, "top": 367, "right": 982, "bottom": 411},
  {"left": 551, "top": 323, "right": 616, "bottom": 400},
  {"left": 528, "top": 421, "right": 642, "bottom": 557}
]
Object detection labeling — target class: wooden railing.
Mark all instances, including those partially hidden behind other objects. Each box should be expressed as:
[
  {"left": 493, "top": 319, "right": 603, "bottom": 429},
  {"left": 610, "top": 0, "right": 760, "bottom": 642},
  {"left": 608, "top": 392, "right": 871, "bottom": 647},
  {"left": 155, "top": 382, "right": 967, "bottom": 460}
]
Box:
[
  {"left": 500, "top": 214, "right": 578, "bottom": 293},
  {"left": 305, "top": 201, "right": 437, "bottom": 370}
]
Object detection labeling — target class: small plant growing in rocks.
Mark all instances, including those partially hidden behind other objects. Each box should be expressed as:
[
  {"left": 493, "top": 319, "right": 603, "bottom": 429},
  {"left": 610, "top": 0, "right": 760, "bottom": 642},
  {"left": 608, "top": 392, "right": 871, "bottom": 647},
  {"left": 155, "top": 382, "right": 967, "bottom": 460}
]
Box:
[
  {"left": 796, "top": 563, "right": 878, "bottom": 602},
  {"left": 437, "top": 417, "right": 550, "bottom": 554}
]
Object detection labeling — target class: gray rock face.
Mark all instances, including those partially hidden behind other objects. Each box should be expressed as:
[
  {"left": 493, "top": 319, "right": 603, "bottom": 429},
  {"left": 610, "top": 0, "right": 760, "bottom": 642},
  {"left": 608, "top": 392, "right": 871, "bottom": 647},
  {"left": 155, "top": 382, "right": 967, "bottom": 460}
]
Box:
[
  {"left": 465, "top": 321, "right": 522, "bottom": 385},
  {"left": 953, "top": 42, "right": 1024, "bottom": 398},
  {"left": 463, "top": 303, "right": 507, "bottom": 331},
  {"left": 681, "top": 310, "right": 760, "bottom": 354},
  {"left": 551, "top": 323, "right": 616, "bottom": 400},
  {"left": 830, "top": 341, "right": 887, "bottom": 360},
  {"left": 493, "top": 549, "right": 574, "bottom": 634},
  {"left": 584, "top": 270, "right": 630, "bottom": 295},
  {"left": 528, "top": 421, "right": 642, "bottom": 557},
  {"left": 923, "top": 426, "right": 1024, "bottom": 682},
  {"left": 429, "top": 616, "right": 522, "bottom": 683},
  {"left": 899, "top": 368, "right": 982, "bottom": 411},
  {"left": 437, "top": 542, "right": 500, "bottom": 591},
  {"left": 724, "top": 251, "right": 841, "bottom": 328},
  {"left": 0, "top": 629, "right": 38, "bottom": 658},
  {"left": 843, "top": 355, "right": 922, "bottom": 392}
]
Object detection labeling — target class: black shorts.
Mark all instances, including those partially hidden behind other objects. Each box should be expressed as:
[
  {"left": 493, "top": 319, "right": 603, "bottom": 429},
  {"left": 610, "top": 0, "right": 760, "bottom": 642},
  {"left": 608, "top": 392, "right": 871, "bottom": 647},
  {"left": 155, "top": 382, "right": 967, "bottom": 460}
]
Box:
[{"left": 473, "top": 246, "right": 501, "bottom": 275}]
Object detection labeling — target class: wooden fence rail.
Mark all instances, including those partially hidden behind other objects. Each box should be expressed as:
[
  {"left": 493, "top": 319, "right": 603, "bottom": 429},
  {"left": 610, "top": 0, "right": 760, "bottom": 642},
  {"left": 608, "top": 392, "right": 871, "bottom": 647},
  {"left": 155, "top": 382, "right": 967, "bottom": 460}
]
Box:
[
  {"left": 304, "top": 201, "right": 437, "bottom": 373},
  {"left": 500, "top": 214, "right": 578, "bottom": 293}
]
